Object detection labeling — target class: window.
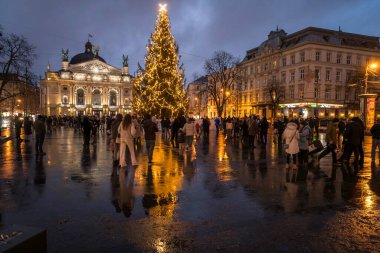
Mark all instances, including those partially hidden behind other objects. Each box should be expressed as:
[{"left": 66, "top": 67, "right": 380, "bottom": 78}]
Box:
[
  {"left": 300, "top": 52, "right": 305, "bottom": 62},
  {"left": 347, "top": 55, "right": 351, "bottom": 64},
  {"left": 314, "top": 87, "right": 320, "bottom": 99},
  {"left": 325, "top": 86, "right": 331, "bottom": 99},
  {"left": 250, "top": 65, "right": 254, "bottom": 74},
  {"left": 250, "top": 95, "right": 253, "bottom": 102},
  {"left": 92, "top": 89, "right": 101, "bottom": 106},
  {"left": 346, "top": 71, "right": 352, "bottom": 82},
  {"left": 282, "top": 57, "right": 287, "bottom": 66},
  {"left": 289, "top": 85, "right": 295, "bottom": 99},
  {"left": 337, "top": 54, "right": 341, "bottom": 64},
  {"left": 299, "top": 86, "right": 304, "bottom": 99},
  {"left": 300, "top": 69, "right": 305, "bottom": 80},
  {"left": 291, "top": 55, "right": 295, "bottom": 64},
  {"left": 264, "top": 63, "right": 268, "bottom": 71},
  {"left": 290, "top": 71, "right": 295, "bottom": 82},
  {"left": 256, "top": 93, "right": 259, "bottom": 102},
  {"left": 109, "top": 90, "right": 117, "bottom": 106},
  {"left": 326, "top": 52, "right": 331, "bottom": 62},
  {"left": 326, "top": 70, "right": 331, "bottom": 81},
  {"left": 243, "top": 95, "right": 246, "bottom": 103},
  {"left": 77, "top": 89, "right": 84, "bottom": 105},
  {"left": 196, "top": 85, "right": 200, "bottom": 90},
  {"left": 357, "top": 56, "right": 361, "bottom": 66},
  {"left": 315, "top": 51, "right": 320, "bottom": 61},
  {"left": 315, "top": 69, "right": 320, "bottom": 82},
  {"left": 62, "top": 86, "right": 68, "bottom": 91},
  {"left": 336, "top": 71, "right": 341, "bottom": 81},
  {"left": 281, "top": 72, "right": 286, "bottom": 83},
  {"left": 335, "top": 86, "right": 341, "bottom": 100},
  {"left": 62, "top": 95, "right": 68, "bottom": 104}
]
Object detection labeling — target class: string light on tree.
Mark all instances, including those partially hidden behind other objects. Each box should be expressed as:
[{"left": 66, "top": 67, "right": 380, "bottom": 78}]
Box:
[{"left": 133, "top": 3, "right": 188, "bottom": 118}]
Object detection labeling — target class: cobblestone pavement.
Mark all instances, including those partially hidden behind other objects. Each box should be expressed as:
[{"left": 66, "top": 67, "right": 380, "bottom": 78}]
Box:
[{"left": 0, "top": 128, "right": 379, "bottom": 252}]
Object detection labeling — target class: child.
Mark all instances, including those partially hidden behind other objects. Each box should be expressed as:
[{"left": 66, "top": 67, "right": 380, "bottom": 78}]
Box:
[{"left": 177, "top": 128, "right": 186, "bottom": 152}]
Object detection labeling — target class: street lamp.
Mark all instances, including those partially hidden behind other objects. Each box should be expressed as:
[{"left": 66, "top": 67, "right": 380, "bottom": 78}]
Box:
[{"left": 270, "top": 89, "right": 277, "bottom": 119}]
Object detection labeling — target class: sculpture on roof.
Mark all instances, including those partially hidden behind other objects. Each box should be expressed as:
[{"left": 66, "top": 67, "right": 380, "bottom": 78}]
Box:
[
  {"left": 61, "top": 49, "right": 69, "bottom": 61},
  {"left": 122, "top": 54, "right": 129, "bottom": 67}
]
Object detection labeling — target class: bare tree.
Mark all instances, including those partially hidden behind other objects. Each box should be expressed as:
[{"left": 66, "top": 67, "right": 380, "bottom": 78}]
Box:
[
  {"left": 0, "top": 32, "right": 36, "bottom": 104},
  {"left": 267, "top": 77, "right": 283, "bottom": 119},
  {"left": 204, "top": 51, "right": 240, "bottom": 117}
]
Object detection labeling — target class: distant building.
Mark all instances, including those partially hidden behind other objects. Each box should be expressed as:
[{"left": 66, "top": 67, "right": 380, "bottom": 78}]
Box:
[
  {"left": 238, "top": 26, "right": 380, "bottom": 119},
  {"left": 201, "top": 27, "right": 380, "bottom": 119},
  {"left": 40, "top": 40, "right": 133, "bottom": 116},
  {"left": 187, "top": 75, "right": 208, "bottom": 118},
  {"left": 0, "top": 73, "right": 40, "bottom": 118}
]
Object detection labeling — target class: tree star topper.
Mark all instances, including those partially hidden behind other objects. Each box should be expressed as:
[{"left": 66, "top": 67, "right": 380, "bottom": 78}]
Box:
[{"left": 159, "top": 3, "right": 167, "bottom": 12}]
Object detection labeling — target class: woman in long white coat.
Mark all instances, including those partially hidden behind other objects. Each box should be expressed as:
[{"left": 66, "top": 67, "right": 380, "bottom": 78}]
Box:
[
  {"left": 118, "top": 114, "right": 137, "bottom": 167},
  {"left": 282, "top": 121, "right": 300, "bottom": 170}
]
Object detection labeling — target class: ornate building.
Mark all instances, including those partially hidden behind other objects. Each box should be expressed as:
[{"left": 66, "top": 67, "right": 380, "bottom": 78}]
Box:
[
  {"left": 202, "top": 27, "right": 380, "bottom": 119},
  {"left": 40, "top": 40, "right": 133, "bottom": 116}
]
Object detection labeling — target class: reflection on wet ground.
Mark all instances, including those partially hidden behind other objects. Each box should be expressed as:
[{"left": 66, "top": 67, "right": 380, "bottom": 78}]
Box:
[{"left": 0, "top": 128, "right": 380, "bottom": 252}]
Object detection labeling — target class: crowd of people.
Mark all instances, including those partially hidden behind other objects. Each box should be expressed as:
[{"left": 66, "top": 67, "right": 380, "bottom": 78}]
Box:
[{"left": 9, "top": 112, "right": 380, "bottom": 181}]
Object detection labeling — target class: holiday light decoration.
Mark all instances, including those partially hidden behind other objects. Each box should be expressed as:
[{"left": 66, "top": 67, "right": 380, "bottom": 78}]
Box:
[{"left": 133, "top": 3, "right": 188, "bottom": 118}]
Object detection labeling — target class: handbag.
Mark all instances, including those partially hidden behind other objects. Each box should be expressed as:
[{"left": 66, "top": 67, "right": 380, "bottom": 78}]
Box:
[
  {"left": 308, "top": 140, "right": 323, "bottom": 154},
  {"left": 283, "top": 131, "right": 296, "bottom": 150}
]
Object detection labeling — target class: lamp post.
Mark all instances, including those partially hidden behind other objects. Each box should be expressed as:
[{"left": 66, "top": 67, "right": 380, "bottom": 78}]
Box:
[
  {"left": 270, "top": 89, "right": 277, "bottom": 120},
  {"left": 360, "top": 62, "right": 378, "bottom": 130}
]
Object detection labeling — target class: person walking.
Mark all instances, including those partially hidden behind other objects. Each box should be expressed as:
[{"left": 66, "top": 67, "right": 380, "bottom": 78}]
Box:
[
  {"left": 111, "top": 114, "right": 123, "bottom": 165},
  {"left": 34, "top": 115, "right": 46, "bottom": 155},
  {"left": 248, "top": 116, "right": 258, "bottom": 150},
  {"left": 344, "top": 117, "right": 363, "bottom": 173},
  {"left": 14, "top": 115, "right": 23, "bottom": 142},
  {"left": 260, "top": 116, "right": 269, "bottom": 146},
  {"left": 337, "top": 119, "right": 346, "bottom": 149},
  {"left": 298, "top": 120, "right": 312, "bottom": 165},
  {"left": 283, "top": 121, "right": 300, "bottom": 171},
  {"left": 370, "top": 119, "right": 380, "bottom": 164},
  {"left": 118, "top": 114, "right": 138, "bottom": 167},
  {"left": 202, "top": 116, "right": 210, "bottom": 138},
  {"left": 182, "top": 118, "right": 196, "bottom": 151},
  {"left": 142, "top": 114, "right": 159, "bottom": 164},
  {"left": 24, "top": 116, "right": 33, "bottom": 142},
  {"left": 318, "top": 118, "right": 339, "bottom": 165},
  {"left": 82, "top": 116, "right": 92, "bottom": 146}
]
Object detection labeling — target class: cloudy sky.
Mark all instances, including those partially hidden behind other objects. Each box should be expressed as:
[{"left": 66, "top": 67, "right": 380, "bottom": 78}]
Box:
[{"left": 1, "top": 0, "right": 380, "bottom": 82}]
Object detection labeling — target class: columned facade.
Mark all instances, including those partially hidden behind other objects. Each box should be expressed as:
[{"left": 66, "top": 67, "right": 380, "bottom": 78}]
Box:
[{"left": 40, "top": 41, "right": 133, "bottom": 116}]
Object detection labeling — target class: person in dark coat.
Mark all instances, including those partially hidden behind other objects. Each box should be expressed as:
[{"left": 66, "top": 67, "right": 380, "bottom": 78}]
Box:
[
  {"left": 34, "top": 115, "right": 46, "bottom": 155},
  {"left": 24, "top": 116, "right": 33, "bottom": 142},
  {"left": 111, "top": 114, "right": 123, "bottom": 165},
  {"left": 14, "top": 115, "right": 23, "bottom": 142},
  {"left": 344, "top": 117, "right": 363, "bottom": 172},
  {"left": 171, "top": 118, "right": 181, "bottom": 148},
  {"left": 370, "top": 119, "right": 380, "bottom": 163},
  {"left": 202, "top": 116, "right": 210, "bottom": 138},
  {"left": 259, "top": 117, "right": 269, "bottom": 145},
  {"left": 142, "top": 114, "right": 159, "bottom": 164},
  {"left": 82, "top": 116, "right": 92, "bottom": 146}
]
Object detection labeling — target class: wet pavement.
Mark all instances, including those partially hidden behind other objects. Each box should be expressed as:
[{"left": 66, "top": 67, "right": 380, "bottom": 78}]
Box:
[{"left": 0, "top": 128, "right": 380, "bottom": 252}]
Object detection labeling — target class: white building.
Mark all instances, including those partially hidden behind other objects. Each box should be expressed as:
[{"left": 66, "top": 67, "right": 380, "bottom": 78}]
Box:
[{"left": 40, "top": 40, "right": 133, "bottom": 116}]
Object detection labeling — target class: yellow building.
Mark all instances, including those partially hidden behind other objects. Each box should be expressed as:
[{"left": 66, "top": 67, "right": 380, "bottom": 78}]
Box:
[
  {"left": 40, "top": 40, "right": 133, "bottom": 116},
  {"left": 239, "top": 27, "right": 380, "bottom": 119}
]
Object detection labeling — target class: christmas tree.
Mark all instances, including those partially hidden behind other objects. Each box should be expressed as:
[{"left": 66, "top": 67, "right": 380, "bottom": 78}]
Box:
[{"left": 133, "top": 4, "right": 188, "bottom": 118}]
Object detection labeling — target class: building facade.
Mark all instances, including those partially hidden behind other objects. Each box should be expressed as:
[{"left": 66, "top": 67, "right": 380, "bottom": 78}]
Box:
[
  {"left": 202, "top": 27, "right": 380, "bottom": 119},
  {"left": 187, "top": 76, "right": 208, "bottom": 118},
  {"left": 240, "top": 27, "right": 380, "bottom": 119},
  {"left": 40, "top": 41, "right": 133, "bottom": 116}
]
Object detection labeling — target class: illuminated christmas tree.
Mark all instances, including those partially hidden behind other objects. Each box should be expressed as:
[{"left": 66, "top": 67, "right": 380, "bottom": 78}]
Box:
[{"left": 133, "top": 4, "right": 188, "bottom": 118}]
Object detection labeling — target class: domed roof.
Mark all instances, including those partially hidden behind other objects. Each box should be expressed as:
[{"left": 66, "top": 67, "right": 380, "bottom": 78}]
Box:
[{"left": 69, "top": 41, "right": 106, "bottom": 65}]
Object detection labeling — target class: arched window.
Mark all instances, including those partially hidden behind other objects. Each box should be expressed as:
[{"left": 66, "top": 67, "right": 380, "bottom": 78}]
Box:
[
  {"left": 109, "top": 90, "right": 117, "bottom": 106},
  {"left": 92, "top": 89, "right": 101, "bottom": 105},
  {"left": 62, "top": 95, "right": 68, "bottom": 104},
  {"left": 77, "top": 89, "right": 84, "bottom": 105}
]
